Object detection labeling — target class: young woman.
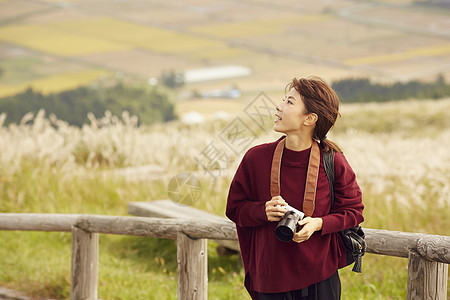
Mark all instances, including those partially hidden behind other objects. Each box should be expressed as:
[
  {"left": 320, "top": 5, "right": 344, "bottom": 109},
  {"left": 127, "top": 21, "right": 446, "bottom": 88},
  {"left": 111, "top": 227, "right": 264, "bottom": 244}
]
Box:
[{"left": 226, "top": 77, "right": 364, "bottom": 300}]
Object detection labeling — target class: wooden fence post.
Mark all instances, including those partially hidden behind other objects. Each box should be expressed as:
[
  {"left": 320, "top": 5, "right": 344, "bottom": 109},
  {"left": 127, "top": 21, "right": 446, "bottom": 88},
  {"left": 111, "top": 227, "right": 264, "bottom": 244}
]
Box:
[
  {"left": 407, "top": 251, "right": 448, "bottom": 300},
  {"left": 71, "top": 226, "right": 99, "bottom": 300},
  {"left": 177, "top": 233, "right": 208, "bottom": 300}
]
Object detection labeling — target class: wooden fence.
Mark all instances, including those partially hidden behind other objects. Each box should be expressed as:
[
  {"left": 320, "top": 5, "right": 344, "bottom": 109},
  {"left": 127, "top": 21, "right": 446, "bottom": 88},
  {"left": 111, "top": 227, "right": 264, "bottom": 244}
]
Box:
[{"left": 0, "top": 213, "right": 448, "bottom": 300}]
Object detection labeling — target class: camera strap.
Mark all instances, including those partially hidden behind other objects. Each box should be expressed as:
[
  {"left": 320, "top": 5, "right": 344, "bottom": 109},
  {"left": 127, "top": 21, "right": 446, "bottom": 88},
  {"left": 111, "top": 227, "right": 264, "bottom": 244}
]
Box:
[
  {"left": 270, "top": 137, "right": 286, "bottom": 197},
  {"left": 270, "top": 137, "right": 321, "bottom": 217}
]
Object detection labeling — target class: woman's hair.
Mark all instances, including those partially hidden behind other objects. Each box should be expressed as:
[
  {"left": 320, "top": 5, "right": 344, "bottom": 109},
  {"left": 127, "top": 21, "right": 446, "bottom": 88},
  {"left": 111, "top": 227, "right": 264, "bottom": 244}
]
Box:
[{"left": 286, "top": 76, "right": 342, "bottom": 153}]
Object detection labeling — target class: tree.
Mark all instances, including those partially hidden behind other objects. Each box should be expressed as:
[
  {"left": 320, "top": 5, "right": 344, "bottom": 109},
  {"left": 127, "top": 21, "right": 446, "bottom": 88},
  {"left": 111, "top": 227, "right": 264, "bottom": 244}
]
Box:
[
  {"left": 160, "top": 70, "right": 185, "bottom": 89},
  {"left": 0, "top": 83, "right": 177, "bottom": 127}
]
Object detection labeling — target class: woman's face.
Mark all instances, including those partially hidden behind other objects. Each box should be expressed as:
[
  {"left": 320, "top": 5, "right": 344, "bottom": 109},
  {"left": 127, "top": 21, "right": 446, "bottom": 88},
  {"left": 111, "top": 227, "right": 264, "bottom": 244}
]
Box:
[{"left": 274, "top": 88, "right": 309, "bottom": 134}]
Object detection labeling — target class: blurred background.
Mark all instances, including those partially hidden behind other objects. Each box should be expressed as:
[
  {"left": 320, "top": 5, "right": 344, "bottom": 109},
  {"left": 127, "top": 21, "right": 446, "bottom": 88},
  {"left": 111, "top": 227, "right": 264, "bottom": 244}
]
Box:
[
  {"left": 0, "top": 0, "right": 449, "bottom": 299},
  {"left": 2, "top": 0, "right": 450, "bottom": 123}
]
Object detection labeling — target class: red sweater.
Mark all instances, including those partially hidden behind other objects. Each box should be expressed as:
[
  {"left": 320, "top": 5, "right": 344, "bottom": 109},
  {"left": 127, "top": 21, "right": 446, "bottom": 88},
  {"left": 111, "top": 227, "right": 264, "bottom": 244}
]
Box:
[{"left": 226, "top": 138, "right": 364, "bottom": 298}]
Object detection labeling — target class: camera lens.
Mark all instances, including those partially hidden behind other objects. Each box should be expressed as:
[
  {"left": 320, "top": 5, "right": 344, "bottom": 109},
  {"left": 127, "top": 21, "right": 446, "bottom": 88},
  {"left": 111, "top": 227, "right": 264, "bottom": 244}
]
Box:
[
  {"left": 275, "top": 211, "right": 300, "bottom": 242},
  {"left": 275, "top": 225, "right": 294, "bottom": 242}
]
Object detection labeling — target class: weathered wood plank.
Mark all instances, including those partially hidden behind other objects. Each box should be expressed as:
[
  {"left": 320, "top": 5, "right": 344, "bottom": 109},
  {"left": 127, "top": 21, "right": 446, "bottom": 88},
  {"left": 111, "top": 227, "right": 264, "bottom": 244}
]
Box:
[
  {"left": 365, "top": 228, "right": 419, "bottom": 258},
  {"left": 407, "top": 251, "right": 448, "bottom": 300},
  {"left": 436, "top": 263, "right": 449, "bottom": 299},
  {"left": 70, "top": 226, "right": 99, "bottom": 300},
  {"left": 177, "top": 233, "right": 207, "bottom": 300},
  {"left": 416, "top": 235, "right": 450, "bottom": 264},
  {"left": 128, "top": 200, "right": 223, "bottom": 220},
  {"left": 128, "top": 200, "right": 240, "bottom": 253},
  {"left": 0, "top": 213, "right": 449, "bottom": 264},
  {"left": 364, "top": 228, "right": 450, "bottom": 261},
  {"left": 0, "top": 213, "right": 80, "bottom": 232},
  {"left": 75, "top": 215, "right": 238, "bottom": 241}
]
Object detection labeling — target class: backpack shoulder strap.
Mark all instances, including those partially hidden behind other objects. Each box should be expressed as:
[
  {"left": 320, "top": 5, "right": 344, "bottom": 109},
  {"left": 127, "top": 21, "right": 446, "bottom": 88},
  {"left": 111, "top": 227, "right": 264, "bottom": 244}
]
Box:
[
  {"left": 302, "top": 142, "right": 320, "bottom": 216},
  {"left": 323, "top": 150, "right": 335, "bottom": 209}
]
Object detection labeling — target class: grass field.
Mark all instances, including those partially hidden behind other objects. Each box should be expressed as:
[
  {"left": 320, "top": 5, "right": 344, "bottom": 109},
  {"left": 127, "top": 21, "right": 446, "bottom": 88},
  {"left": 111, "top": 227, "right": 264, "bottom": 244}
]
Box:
[
  {"left": 0, "top": 98, "right": 449, "bottom": 299},
  {"left": 0, "top": 69, "right": 111, "bottom": 97}
]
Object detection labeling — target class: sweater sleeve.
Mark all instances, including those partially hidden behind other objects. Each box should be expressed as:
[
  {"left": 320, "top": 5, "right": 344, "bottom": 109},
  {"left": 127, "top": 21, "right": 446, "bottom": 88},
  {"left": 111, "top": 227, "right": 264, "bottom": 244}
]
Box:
[
  {"left": 226, "top": 152, "right": 269, "bottom": 228},
  {"left": 321, "top": 152, "right": 364, "bottom": 235}
]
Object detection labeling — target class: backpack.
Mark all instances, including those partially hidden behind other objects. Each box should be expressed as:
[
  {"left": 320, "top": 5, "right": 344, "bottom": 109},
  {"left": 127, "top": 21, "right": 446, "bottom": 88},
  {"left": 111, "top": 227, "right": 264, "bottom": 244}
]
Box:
[{"left": 323, "top": 150, "right": 366, "bottom": 273}]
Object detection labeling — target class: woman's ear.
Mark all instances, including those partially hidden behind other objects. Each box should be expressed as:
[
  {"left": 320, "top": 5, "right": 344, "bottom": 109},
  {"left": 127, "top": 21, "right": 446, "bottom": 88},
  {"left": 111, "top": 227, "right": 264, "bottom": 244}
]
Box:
[{"left": 304, "top": 113, "right": 318, "bottom": 126}]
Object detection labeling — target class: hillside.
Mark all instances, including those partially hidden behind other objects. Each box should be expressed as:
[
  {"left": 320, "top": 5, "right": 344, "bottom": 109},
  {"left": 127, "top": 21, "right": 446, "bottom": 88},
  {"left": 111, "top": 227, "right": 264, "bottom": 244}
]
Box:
[{"left": 1, "top": 0, "right": 450, "bottom": 115}]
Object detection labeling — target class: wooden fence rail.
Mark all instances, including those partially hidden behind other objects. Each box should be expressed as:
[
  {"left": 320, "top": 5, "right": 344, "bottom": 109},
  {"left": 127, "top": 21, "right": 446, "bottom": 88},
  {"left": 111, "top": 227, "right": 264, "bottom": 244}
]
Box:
[{"left": 0, "top": 213, "right": 448, "bottom": 299}]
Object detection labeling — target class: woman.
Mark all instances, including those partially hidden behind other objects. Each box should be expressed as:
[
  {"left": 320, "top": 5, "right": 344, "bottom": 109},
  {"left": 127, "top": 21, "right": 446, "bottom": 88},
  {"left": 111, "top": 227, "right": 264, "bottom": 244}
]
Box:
[{"left": 226, "top": 77, "right": 364, "bottom": 300}]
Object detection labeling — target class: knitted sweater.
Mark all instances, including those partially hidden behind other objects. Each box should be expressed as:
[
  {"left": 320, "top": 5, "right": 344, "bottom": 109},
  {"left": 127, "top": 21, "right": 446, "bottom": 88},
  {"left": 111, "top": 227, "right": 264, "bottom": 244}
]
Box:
[{"left": 226, "top": 138, "right": 364, "bottom": 298}]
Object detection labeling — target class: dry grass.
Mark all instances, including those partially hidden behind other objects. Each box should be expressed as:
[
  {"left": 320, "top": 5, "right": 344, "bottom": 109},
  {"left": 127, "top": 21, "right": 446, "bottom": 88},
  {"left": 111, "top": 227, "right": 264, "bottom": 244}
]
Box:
[{"left": 1, "top": 98, "right": 449, "bottom": 217}]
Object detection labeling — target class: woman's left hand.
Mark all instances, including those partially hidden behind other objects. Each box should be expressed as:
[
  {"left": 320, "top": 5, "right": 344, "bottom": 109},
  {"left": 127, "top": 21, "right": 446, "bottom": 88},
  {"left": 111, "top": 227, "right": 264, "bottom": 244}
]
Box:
[{"left": 292, "top": 217, "right": 323, "bottom": 243}]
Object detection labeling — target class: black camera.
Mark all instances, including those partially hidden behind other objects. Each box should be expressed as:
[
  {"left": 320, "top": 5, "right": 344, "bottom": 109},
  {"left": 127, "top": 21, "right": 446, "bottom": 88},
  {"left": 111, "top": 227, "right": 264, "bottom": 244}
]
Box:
[{"left": 275, "top": 205, "right": 305, "bottom": 242}]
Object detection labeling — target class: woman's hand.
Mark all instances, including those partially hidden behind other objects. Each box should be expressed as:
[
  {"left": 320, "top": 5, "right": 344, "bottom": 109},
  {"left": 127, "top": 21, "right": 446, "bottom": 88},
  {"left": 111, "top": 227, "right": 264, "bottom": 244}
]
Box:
[
  {"left": 292, "top": 217, "right": 323, "bottom": 243},
  {"left": 265, "top": 196, "right": 288, "bottom": 221}
]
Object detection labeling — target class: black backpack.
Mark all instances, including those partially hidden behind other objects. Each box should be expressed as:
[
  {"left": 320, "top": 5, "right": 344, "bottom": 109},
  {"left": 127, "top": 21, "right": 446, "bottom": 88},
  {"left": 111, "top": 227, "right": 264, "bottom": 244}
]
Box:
[{"left": 323, "top": 150, "right": 366, "bottom": 273}]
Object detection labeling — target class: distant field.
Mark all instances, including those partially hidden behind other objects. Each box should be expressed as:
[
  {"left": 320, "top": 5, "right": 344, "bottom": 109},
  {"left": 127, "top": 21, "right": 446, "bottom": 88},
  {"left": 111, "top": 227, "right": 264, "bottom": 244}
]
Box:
[
  {"left": 344, "top": 43, "right": 450, "bottom": 65},
  {"left": 189, "top": 15, "right": 330, "bottom": 38},
  {"left": 0, "top": 16, "right": 245, "bottom": 60},
  {"left": 1, "top": 0, "right": 450, "bottom": 100},
  {"left": 0, "top": 69, "right": 111, "bottom": 97},
  {"left": 0, "top": 24, "right": 131, "bottom": 56},
  {"left": 176, "top": 98, "right": 244, "bottom": 119},
  {"left": 57, "top": 17, "right": 225, "bottom": 55}
]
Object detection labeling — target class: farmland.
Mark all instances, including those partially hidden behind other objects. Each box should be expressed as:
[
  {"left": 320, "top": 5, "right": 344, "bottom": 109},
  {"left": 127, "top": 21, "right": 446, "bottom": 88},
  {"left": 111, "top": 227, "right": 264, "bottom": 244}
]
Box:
[
  {"left": 0, "top": 68, "right": 110, "bottom": 97},
  {"left": 1, "top": 0, "right": 450, "bottom": 101}
]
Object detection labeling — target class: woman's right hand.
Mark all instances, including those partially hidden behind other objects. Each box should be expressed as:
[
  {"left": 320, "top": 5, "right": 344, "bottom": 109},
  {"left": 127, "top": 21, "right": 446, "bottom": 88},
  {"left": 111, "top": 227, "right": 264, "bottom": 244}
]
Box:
[{"left": 265, "top": 196, "right": 288, "bottom": 221}]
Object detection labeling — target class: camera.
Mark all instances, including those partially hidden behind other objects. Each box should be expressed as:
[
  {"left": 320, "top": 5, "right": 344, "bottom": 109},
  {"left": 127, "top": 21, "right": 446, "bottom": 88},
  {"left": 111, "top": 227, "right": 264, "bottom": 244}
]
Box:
[{"left": 275, "top": 205, "right": 305, "bottom": 242}]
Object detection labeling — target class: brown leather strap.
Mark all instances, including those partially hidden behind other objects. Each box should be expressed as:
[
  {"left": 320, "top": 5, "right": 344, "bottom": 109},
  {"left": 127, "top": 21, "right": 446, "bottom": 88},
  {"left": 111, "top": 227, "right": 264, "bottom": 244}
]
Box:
[
  {"left": 270, "top": 137, "right": 286, "bottom": 197},
  {"left": 302, "top": 141, "right": 320, "bottom": 216},
  {"left": 270, "top": 138, "right": 320, "bottom": 216}
]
